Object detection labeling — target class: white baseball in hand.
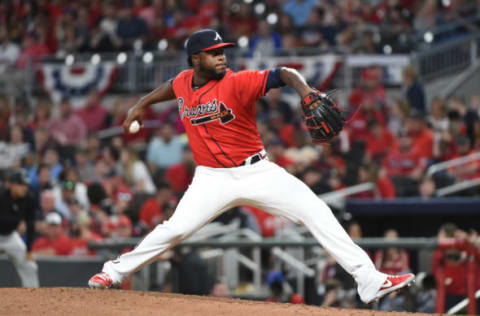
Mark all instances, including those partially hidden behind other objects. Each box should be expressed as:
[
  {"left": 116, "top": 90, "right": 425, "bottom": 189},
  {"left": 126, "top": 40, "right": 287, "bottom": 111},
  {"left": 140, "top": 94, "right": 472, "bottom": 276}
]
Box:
[{"left": 129, "top": 120, "right": 141, "bottom": 134}]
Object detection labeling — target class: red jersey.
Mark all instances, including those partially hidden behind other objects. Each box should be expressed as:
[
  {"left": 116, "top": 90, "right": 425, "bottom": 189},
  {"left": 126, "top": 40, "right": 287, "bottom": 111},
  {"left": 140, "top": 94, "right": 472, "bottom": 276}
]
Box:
[
  {"left": 383, "top": 147, "right": 427, "bottom": 177},
  {"left": 172, "top": 69, "right": 269, "bottom": 167},
  {"left": 32, "top": 234, "right": 73, "bottom": 256},
  {"left": 432, "top": 250, "right": 480, "bottom": 295},
  {"left": 139, "top": 197, "right": 164, "bottom": 230}
]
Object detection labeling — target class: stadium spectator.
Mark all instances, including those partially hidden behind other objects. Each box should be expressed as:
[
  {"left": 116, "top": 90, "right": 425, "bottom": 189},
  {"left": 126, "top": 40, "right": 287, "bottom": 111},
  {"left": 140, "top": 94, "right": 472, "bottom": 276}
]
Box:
[
  {"left": 47, "top": 97, "right": 87, "bottom": 147},
  {"left": 366, "top": 120, "right": 397, "bottom": 163},
  {"left": 138, "top": 182, "right": 174, "bottom": 232},
  {"left": 432, "top": 223, "right": 480, "bottom": 310},
  {"left": 86, "top": 182, "right": 112, "bottom": 237},
  {"left": 428, "top": 97, "right": 449, "bottom": 133},
  {"left": 402, "top": 66, "right": 426, "bottom": 116},
  {"left": 283, "top": 0, "right": 317, "bottom": 27},
  {"left": 36, "top": 189, "right": 58, "bottom": 235},
  {"left": 33, "top": 163, "right": 53, "bottom": 193},
  {"left": 321, "top": 279, "right": 343, "bottom": 307},
  {"left": 356, "top": 163, "right": 396, "bottom": 199},
  {"left": 383, "top": 130, "right": 427, "bottom": 196},
  {"left": 267, "top": 111, "right": 296, "bottom": 149},
  {"left": 100, "top": 144, "right": 122, "bottom": 178},
  {"left": 301, "top": 167, "right": 330, "bottom": 195},
  {"left": 263, "top": 88, "right": 294, "bottom": 124},
  {"left": 418, "top": 177, "right": 436, "bottom": 199},
  {"left": 147, "top": 122, "right": 184, "bottom": 172},
  {"left": 74, "top": 147, "right": 96, "bottom": 184},
  {"left": 353, "top": 30, "right": 381, "bottom": 54},
  {"left": 1, "top": 124, "right": 29, "bottom": 169},
  {"left": 75, "top": 92, "right": 110, "bottom": 134},
  {"left": 319, "top": 255, "right": 357, "bottom": 307},
  {"left": 11, "top": 101, "right": 34, "bottom": 148},
  {"left": 226, "top": 2, "right": 257, "bottom": 39},
  {"left": 446, "top": 136, "right": 480, "bottom": 193},
  {"left": 38, "top": 189, "right": 57, "bottom": 217},
  {"left": 90, "top": 2, "right": 121, "bottom": 52},
  {"left": 164, "top": 146, "right": 195, "bottom": 195},
  {"left": 348, "top": 69, "right": 387, "bottom": 143},
  {"left": 405, "top": 112, "right": 434, "bottom": 159},
  {"left": 29, "top": 97, "right": 52, "bottom": 131},
  {"left": 374, "top": 229, "right": 411, "bottom": 275},
  {"left": 32, "top": 212, "right": 73, "bottom": 256},
  {"left": 119, "top": 148, "right": 156, "bottom": 194},
  {"left": 70, "top": 211, "right": 103, "bottom": 256},
  {"left": 15, "top": 33, "right": 49, "bottom": 70},
  {"left": 116, "top": 6, "right": 148, "bottom": 51},
  {"left": 298, "top": 9, "right": 329, "bottom": 50},
  {"left": 276, "top": 13, "right": 295, "bottom": 36},
  {"left": 0, "top": 25, "right": 20, "bottom": 97},
  {"left": 415, "top": 274, "right": 436, "bottom": 313},
  {"left": 54, "top": 167, "right": 89, "bottom": 211},
  {"left": 53, "top": 179, "right": 77, "bottom": 221},
  {"left": 108, "top": 214, "right": 133, "bottom": 239},
  {"left": 249, "top": 20, "right": 282, "bottom": 57},
  {"left": 265, "top": 138, "right": 295, "bottom": 173},
  {"left": 388, "top": 99, "right": 410, "bottom": 137}
]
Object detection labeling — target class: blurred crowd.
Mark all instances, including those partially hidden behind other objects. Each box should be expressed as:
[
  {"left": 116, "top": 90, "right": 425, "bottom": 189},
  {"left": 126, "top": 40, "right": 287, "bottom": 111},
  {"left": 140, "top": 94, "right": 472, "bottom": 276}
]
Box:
[
  {"left": 0, "top": 0, "right": 478, "bottom": 65},
  {"left": 0, "top": 0, "right": 479, "bottom": 311},
  {"left": 0, "top": 62, "right": 479, "bottom": 257}
]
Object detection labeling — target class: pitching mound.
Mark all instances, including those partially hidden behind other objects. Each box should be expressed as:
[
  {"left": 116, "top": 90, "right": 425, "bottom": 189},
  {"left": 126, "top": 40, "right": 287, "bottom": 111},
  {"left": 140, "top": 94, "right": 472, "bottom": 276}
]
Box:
[{"left": 0, "top": 288, "right": 429, "bottom": 316}]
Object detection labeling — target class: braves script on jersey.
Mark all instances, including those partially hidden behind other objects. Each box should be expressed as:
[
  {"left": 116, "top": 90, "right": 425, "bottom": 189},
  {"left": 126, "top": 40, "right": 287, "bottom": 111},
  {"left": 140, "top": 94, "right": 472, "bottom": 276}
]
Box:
[{"left": 172, "top": 68, "right": 270, "bottom": 168}]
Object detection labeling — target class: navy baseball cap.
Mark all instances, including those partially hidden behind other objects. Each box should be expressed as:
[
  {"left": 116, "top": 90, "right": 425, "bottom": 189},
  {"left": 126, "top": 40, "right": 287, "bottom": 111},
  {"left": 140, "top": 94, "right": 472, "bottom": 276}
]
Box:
[{"left": 185, "top": 29, "right": 235, "bottom": 56}]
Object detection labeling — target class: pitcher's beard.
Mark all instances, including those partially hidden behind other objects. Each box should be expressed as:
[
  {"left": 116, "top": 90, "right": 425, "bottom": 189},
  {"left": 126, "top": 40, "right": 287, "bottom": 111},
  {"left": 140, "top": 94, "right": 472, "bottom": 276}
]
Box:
[{"left": 200, "top": 64, "right": 226, "bottom": 80}]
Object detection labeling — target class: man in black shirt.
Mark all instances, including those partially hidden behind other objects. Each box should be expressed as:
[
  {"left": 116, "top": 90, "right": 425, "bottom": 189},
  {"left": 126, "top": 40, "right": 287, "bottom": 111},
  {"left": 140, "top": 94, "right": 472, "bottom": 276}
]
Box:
[{"left": 0, "top": 170, "right": 39, "bottom": 287}]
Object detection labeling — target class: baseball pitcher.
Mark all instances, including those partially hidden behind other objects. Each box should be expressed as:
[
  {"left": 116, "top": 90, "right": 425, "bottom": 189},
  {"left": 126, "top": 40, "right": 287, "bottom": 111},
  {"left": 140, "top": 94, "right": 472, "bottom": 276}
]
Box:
[{"left": 89, "top": 29, "right": 414, "bottom": 303}]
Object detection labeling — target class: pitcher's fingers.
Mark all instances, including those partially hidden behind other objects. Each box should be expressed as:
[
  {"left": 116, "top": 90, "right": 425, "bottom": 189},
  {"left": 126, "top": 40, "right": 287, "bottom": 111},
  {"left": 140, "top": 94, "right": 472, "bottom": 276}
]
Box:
[{"left": 123, "top": 118, "right": 132, "bottom": 133}]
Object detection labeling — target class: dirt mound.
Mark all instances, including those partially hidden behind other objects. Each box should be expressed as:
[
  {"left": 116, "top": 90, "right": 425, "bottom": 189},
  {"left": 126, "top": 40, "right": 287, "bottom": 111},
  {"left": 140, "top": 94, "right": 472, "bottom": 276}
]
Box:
[{"left": 0, "top": 288, "right": 429, "bottom": 316}]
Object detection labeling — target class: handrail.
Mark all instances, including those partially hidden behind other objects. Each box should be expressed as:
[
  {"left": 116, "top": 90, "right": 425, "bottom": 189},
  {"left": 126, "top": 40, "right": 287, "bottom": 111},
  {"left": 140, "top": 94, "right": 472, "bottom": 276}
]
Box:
[
  {"left": 271, "top": 247, "right": 315, "bottom": 277},
  {"left": 436, "top": 178, "right": 480, "bottom": 197},
  {"left": 318, "top": 182, "right": 377, "bottom": 209},
  {"left": 442, "top": 62, "right": 480, "bottom": 99},
  {"left": 89, "top": 237, "right": 439, "bottom": 251},
  {"left": 426, "top": 151, "right": 480, "bottom": 177},
  {"left": 447, "top": 289, "right": 480, "bottom": 315}
]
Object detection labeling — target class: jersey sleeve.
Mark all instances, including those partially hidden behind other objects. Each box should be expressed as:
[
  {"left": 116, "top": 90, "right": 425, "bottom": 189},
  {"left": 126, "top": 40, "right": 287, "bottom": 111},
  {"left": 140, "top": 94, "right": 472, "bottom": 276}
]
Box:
[{"left": 233, "top": 69, "right": 270, "bottom": 104}]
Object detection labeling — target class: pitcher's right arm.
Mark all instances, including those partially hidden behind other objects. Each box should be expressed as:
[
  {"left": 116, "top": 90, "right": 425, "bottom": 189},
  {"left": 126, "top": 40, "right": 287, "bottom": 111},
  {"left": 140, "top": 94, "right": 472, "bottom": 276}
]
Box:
[{"left": 123, "top": 80, "right": 176, "bottom": 133}]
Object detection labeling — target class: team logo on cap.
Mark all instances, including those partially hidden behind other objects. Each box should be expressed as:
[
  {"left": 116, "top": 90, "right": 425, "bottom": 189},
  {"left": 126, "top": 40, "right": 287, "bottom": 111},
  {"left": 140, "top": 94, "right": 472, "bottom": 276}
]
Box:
[{"left": 214, "top": 32, "right": 222, "bottom": 41}]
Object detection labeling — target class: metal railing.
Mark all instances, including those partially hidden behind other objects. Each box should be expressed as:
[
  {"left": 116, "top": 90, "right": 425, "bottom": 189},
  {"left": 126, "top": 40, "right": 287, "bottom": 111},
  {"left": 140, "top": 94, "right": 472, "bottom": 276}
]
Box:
[
  {"left": 318, "top": 182, "right": 377, "bottom": 209},
  {"left": 448, "top": 289, "right": 480, "bottom": 315},
  {"left": 89, "top": 237, "right": 439, "bottom": 252},
  {"left": 436, "top": 178, "right": 480, "bottom": 197},
  {"left": 89, "top": 236, "right": 438, "bottom": 297},
  {"left": 413, "top": 34, "right": 480, "bottom": 81},
  {"left": 426, "top": 151, "right": 480, "bottom": 177}
]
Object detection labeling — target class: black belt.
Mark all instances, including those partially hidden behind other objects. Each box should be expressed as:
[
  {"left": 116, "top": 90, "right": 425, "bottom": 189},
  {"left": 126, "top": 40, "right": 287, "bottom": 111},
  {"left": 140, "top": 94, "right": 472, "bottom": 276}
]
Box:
[{"left": 240, "top": 153, "right": 263, "bottom": 166}]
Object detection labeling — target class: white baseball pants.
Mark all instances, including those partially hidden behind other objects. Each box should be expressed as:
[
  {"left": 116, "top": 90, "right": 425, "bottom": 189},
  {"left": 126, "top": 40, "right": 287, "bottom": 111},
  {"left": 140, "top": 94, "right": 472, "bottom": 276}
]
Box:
[
  {"left": 0, "top": 231, "right": 39, "bottom": 288},
  {"left": 103, "top": 160, "right": 386, "bottom": 302}
]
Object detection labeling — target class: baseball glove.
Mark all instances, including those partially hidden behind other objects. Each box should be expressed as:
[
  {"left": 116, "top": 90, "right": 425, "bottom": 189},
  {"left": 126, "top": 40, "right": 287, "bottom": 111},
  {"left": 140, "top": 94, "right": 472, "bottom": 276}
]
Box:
[{"left": 301, "top": 90, "right": 345, "bottom": 143}]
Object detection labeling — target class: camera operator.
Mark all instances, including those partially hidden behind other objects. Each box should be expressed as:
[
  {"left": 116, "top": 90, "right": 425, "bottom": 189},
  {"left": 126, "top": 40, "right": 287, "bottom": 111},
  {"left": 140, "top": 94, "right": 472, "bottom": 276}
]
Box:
[{"left": 0, "top": 170, "right": 39, "bottom": 287}]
